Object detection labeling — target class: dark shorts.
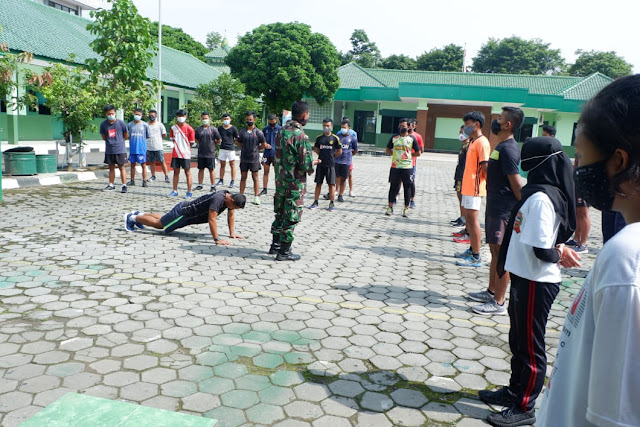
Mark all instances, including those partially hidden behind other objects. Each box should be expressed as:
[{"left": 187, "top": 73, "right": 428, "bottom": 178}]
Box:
[
  {"left": 104, "top": 153, "right": 127, "bottom": 166},
  {"left": 485, "top": 214, "right": 508, "bottom": 245},
  {"left": 335, "top": 163, "right": 350, "bottom": 179},
  {"left": 240, "top": 162, "right": 261, "bottom": 173},
  {"left": 171, "top": 158, "right": 191, "bottom": 170},
  {"left": 576, "top": 189, "right": 589, "bottom": 208},
  {"left": 198, "top": 157, "right": 215, "bottom": 170},
  {"left": 160, "top": 202, "right": 189, "bottom": 234},
  {"left": 314, "top": 166, "right": 336, "bottom": 185},
  {"left": 146, "top": 150, "right": 165, "bottom": 163},
  {"left": 389, "top": 167, "right": 413, "bottom": 184},
  {"left": 261, "top": 156, "right": 274, "bottom": 166}
]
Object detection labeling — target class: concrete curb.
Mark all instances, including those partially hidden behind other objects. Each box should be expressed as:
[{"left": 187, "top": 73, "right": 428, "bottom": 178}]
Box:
[{"left": 2, "top": 169, "right": 113, "bottom": 190}]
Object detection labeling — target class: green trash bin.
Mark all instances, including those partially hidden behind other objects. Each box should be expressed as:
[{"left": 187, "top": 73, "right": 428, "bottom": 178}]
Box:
[
  {"left": 36, "top": 154, "right": 57, "bottom": 174},
  {"left": 3, "top": 147, "right": 37, "bottom": 176}
]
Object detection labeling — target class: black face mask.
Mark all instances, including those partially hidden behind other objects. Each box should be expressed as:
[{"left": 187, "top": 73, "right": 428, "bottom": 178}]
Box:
[
  {"left": 246, "top": 121, "right": 254, "bottom": 127},
  {"left": 269, "top": 123, "right": 276, "bottom": 128},
  {"left": 398, "top": 126, "right": 408, "bottom": 134},
  {"left": 297, "top": 117, "right": 308, "bottom": 126},
  {"left": 574, "top": 159, "right": 616, "bottom": 211},
  {"left": 491, "top": 119, "right": 502, "bottom": 135}
]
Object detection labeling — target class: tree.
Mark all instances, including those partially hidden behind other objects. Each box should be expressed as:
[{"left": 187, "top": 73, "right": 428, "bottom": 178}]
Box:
[
  {"left": 184, "top": 73, "right": 260, "bottom": 129},
  {"left": 417, "top": 44, "right": 464, "bottom": 72},
  {"left": 472, "top": 36, "right": 564, "bottom": 74},
  {"left": 338, "top": 51, "right": 353, "bottom": 66},
  {"left": 568, "top": 50, "right": 633, "bottom": 79},
  {"left": 225, "top": 22, "right": 341, "bottom": 113},
  {"left": 382, "top": 54, "right": 417, "bottom": 70},
  {"left": 206, "top": 31, "right": 223, "bottom": 50},
  {"left": 149, "top": 22, "right": 208, "bottom": 61},
  {"left": 348, "top": 29, "right": 381, "bottom": 68},
  {"left": 0, "top": 25, "right": 34, "bottom": 106},
  {"left": 86, "top": 0, "right": 160, "bottom": 112}
]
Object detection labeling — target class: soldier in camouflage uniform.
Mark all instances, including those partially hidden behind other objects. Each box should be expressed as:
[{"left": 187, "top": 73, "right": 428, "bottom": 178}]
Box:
[{"left": 269, "top": 101, "right": 317, "bottom": 261}]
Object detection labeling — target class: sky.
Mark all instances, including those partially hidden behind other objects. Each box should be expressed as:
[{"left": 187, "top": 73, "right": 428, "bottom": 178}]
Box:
[{"left": 128, "top": 0, "right": 639, "bottom": 73}]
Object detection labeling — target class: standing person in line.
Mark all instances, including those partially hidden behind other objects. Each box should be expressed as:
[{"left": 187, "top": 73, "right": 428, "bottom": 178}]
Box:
[
  {"left": 194, "top": 112, "right": 221, "bottom": 193},
  {"left": 168, "top": 109, "right": 195, "bottom": 199},
  {"left": 100, "top": 105, "right": 129, "bottom": 193},
  {"left": 260, "top": 114, "right": 280, "bottom": 196},
  {"left": 126, "top": 108, "right": 151, "bottom": 188},
  {"left": 385, "top": 118, "right": 421, "bottom": 218},
  {"left": 407, "top": 118, "right": 424, "bottom": 208},
  {"left": 269, "top": 101, "right": 317, "bottom": 261},
  {"left": 237, "top": 111, "right": 266, "bottom": 205},
  {"left": 333, "top": 120, "right": 358, "bottom": 203},
  {"left": 537, "top": 75, "right": 640, "bottom": 427},
  {"left": 451, "top": 125, "right": 469, "bottom": 228},
  {"left": 454, "top": 111, "right": 491, "bottom": 267},
  {"left": 216, "top": 113, "right": 239, "bottom": 188},
  {"left": 480, "top": 136, "right": 581, "bottom": 427},
  {"left": 309, "top": 118, "right": 342, "bottom": 211},
  {"left": 341, "top": 116, "right": 358, "bottom": 198},
  {"left": 146, "top": 109, "right": 170, "bottom": 183},
  {"left": 468, "top": 107, "right": 524, "bottom": 315}
]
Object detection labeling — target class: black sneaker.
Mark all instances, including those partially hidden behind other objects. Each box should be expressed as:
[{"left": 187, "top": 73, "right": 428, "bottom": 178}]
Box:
[
  {"left": 486, "top": 404, "right": 535, "bottom": 427},
  {"left": 121, "top": 185, "right": 128, "bottom": 193},
  {"left": 322, "top": 193, "right": 330, "bottom": 200},
  {"left": 194, "top": 185, "right": 204, "bottom": 191},
  {"left": 142, "top": 181, "right": 148, "bottom": 188},
  {"left": 210, "top": 186, "right": 217, "bottom": 193},
  {"left": 479, "top": 387, "right": 517, "bottom": 406},
  {"left": 451, "top": 218, "right": 465, "bottom": 227},
  {"left": 337, "top": 195, "right": 344, "bottom": 202},
  {"left": 259, "top": 188, "right": 267, "bottom": 196},
  {"left": 104, "top": 184, "right": 115, "bottom": 191},
  {"left": 126, "top": 180, "right": 135, "bottom": 186}
]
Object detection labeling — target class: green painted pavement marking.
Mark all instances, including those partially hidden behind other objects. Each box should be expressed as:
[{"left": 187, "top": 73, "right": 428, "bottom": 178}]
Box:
[{"left": 19, "top": 392, "right": 217, "bottom": 426}]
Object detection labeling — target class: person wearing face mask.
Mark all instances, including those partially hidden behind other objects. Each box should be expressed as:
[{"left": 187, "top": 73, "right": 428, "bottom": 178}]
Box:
[
  {"left": 451, "top": 125, "right": 469, "bottom": 228},
  {"left": 385, "top": 118, "right": 421, "bottom": 217},
  {"left": 126, "top": 108, "right": 151, "bottom": 188},
  {"left": 310, "top": 118, "right": 342, "bottom": 211},
  {"left": 145, "top": 109, "right": 170, "bottom": 183},
  {"left": 195, "top": 112, "right": 222, "bottom": 193},
  {"left": 332, "top": 120, "right": 358, "bottom": 203},
  {"left": 480, "top": 137, "right": 581, "bottom": 427},
  {"left": 168, "top": 110, "right": 195, "bottom": 199},
  {"left": 260, "top": 114, "right": 281, "bottom": 196},
  {"left": 99, "top": 104, "right": 129, "bottom": 193},
  {"left": 237, "top": 111, "right": 267, "bottom": 205},
  {"left": 341, "top": 116, "right": 358, "bottom": 197},
  {"left": 407, "top": 118, "right": 424, "bottom": 208},
  {"left": 536, "top": 75, "right": 640, "bottom": 427},
  {"left": 216, "top": 113, "right": 239, "bottom": 189}
]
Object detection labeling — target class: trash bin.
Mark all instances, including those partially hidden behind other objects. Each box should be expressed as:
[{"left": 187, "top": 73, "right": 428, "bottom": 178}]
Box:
[
  {"left": 3, "top": 147, "right": 37, "bottom": 176},
  {"left": 36, "top": 154, "right": 57, "bottom": 174}
]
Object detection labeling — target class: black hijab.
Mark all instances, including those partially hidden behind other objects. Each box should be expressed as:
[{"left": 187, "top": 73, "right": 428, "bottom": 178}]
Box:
[{"left": 497, "top": 137, "right": 576, "bottom": 277}]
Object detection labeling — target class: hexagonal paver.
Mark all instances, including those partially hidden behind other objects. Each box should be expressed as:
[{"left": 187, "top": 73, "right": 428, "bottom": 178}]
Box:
[
  {"left": 422, "top": 402, "right": 461, "bottom": 423},
  {"left": 313, "top": 415, "right": 352, "bottom": 427},
  {"left": 5, "top": 364, "right": 46, "bottom": 380},
  {"left": 111, "top": 343, "right": 145, "bottom": 358},
  {"left": 141, "top": 367, "right": 177, "bottom": 385},
  {"left": 293, "top": 383, "right": 331, "bottom": 402},
  {"left": 20, "top": 341, "right": 56, "bottom": 355},
  {"left": 123, "top": 355, "right": 158, "bottom": 371},
  {"left": 246, "top": 403, "right": 286, "bottom": 424},
  {"left": 390, "top": 388, "right": 428, "bottom": 408},
  {"left": 204, "top": 407, "right": 246, "bottom": 427},
  {"left": 252, "top": 353, "right": 284, "bottom": 369},
  {"left": 198, "top": 377, "right": 235, "bottom": 395},
  {"left": 142, "top": 396, "right": 179, "bottom": 411},
  {"left": 60, "top": 337, "right": 94, "bottom": 352},
  {"left": 89, "top": 359, "right": 121, "bottom": 374},
  {"left": 178, "top": 365, "right": 214, "bottom": 382},
  {"left": 270, "top": 370, "right": 304, "bottom": 387},
  {"left": 120, "top": 382, "right": 158, "bottom": 402},
  {"left": 19, "top": 375, "right": 60, "bottom": 393},
  {"left": 321, "top": 396, "right": 358, "bottom": 417},
  {"left": 213, "top": 362, "right": 248, "bottom": 379},
  {"left": 328, "top": 380, "right": 365, "bottom": 398},
  {"left": 161, "top": 380, "right": 198, "bottom": 398},
  {"left": 221, "top": 389, "right": 259, "bottom": 409},
  {"left": 259, "top": 385, "right": 296, "bottom": 406},
  {"left": 181, "top": 392, "right": 221, "bottom": 413},
  {"left": 103, "top": 371, "right": 139, "bottom": 387},
  {"left": 33, "top": 351, "right": 70, "bottom": 365},
  {"left": 235, "top": 374, "right": 271, "bottom": 391},
  {"left": 425, "top": 376, "right": 462, "bottom": 394},
  {"left": 0, "top": 391, "right": 32, "bottom": 412},
  {"left": 360, "top": 391, "right": 394, "bottom": 412},
  {"left": 62, "top": 372, "right": 101, "bottom": 390},
  {"left": 387, "top": 407, "right": 427, "bottom": 426}
]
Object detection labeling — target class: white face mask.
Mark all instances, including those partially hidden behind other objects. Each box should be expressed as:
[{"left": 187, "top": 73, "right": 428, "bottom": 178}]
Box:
[
  {"left": 202, "top": 119, "right": 210, "bottom": 125},
  {"left": 459, "top": 133, "right": 468, "bottom": 141},
  {"left": 107, "top": 114, "right": 116, "bottom": 121},
  {"left": 223, "top": 120, "right": 231, "bottom": 126},
  {"left": 133, "top": 115, "right": 142, "bottom": 121},
  {"left": 177, "top": 117, "right": 186, "bottom": 123},
  {"left": 341, "top": 128, "right": 349, "bottom": 135}
]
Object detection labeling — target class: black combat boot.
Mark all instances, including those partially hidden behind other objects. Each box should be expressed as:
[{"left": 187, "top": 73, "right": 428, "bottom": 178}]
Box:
[
  {"left": 275, "top": 241, "right": 300, "bottom": 261},
  {"left": 268, "top": 234, "right": 281, "bottom": 255}
]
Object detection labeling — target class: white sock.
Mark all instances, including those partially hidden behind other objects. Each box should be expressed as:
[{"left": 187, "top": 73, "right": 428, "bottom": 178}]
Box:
[
  {"left": 130, "top": 215, "right": 137, "bottom": 222},
  {"left": 109, "top": 182, "right": 114, "bottom": 186}
]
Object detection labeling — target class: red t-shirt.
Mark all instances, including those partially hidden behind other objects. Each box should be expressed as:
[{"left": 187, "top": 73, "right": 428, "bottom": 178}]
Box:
[
  {"left": 411, "top": 132, "right": 424, "bottom": 166},
  {"left": 170, "top": 124, "right": 195, "bottom": 159}
]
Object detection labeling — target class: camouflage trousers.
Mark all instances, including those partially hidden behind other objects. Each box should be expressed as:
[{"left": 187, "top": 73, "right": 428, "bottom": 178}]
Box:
[{"left": 271, "top": 192, "right": 304, "bottom": 243}]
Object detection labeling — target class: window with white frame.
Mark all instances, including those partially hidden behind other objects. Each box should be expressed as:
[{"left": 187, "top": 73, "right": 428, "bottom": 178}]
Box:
[{"left": 307, "top": 99, "right": 332, "bottom": 124}]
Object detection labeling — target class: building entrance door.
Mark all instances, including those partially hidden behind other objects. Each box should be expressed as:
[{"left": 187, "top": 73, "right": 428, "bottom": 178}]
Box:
[{"left": 353, "top": 110, "right": 376, "bottom": 144}]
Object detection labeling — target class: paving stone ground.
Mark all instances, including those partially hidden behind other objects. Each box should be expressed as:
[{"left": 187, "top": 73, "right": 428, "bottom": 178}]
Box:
[{"left": 0, "top": 153, "right": 597, "bottom": 426}]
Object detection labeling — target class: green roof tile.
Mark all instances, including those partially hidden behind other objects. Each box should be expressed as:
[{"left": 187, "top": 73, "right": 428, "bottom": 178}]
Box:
[
  {"left": 205, "top": 47, "right": 230, "bottom": 58},
  {"left": 558, "top": 72, "right": 613, "bottom": 100},
  {"left": 337, "top": 63, "right": 385, "bottom": 89}
]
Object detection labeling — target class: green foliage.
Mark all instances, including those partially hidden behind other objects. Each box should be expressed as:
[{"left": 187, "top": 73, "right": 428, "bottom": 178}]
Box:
[
  {"left": 417, "top": 44, "right": 464, "bottom": 72},
  {"left": 0, "top": 25, "right": 34, "bottom": 106},
  {"left": 183, "top": 73, "right": 260, "bottom": 129},
  {"left": 338, "top": 51, "right": 353, "bottom": 66},
  {"left": 349, "top": 29, "right": 381, "bottom": 68},
  {"left": 568, "top": 50, "right": 633, "bottom": 79},
  {"left": 381, "top": 54, "right": 417, "bottom": 70},
  {"left": 472, "top": 36, "right": 564, "bottom": 74},
  {"left": 225, "top": 22, "right": 340, "bottom": 113},
  {"left": 86, "top": 0, "right": 160, "bottom": 112},
  {"left": 149, "top": 22, "right": 208, "bottom": 61},
  {"left": 206, "top": 31, "right": 223, "bottom": 50}
]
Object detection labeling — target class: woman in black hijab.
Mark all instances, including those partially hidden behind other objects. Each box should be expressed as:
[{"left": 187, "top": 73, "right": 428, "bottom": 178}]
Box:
[{"left": 480, "top": 137, "right": 582, "bottom": 427}]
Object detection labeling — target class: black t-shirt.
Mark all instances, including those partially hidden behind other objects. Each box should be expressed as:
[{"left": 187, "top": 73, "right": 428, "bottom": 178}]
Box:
[
  {"left": 238, "top": 128, "right": 266, "bottom": 164},
  {"left": 217, "top": 125, "right": 239, "bottom": 150},
  {"left": 486, "top": 138, "right": 521, "bottom": 218},
  {"left": 454, "top": 142, "right": 469, "bottom": 182},
  {"left": 181, "top": 191, "right": 229, "bottom": 224},
  {"left": 314, "top": 133, "right": 341, "bottom": 168},
  {"left": 195, "top": 126, "right": 221, "bottom": 158}
]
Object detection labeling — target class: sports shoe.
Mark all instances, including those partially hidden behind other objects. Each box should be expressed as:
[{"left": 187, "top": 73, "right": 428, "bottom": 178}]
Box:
[
  {"left": 453, "top": 228, "right": 468, "bottom": 237},
  {"left": 124, "top": 212, "right": 136, "bottom": 232},
  {"left": 337, "top": 195, "right": 345, "bottom": 202},
  {"left": 253, "top": 196, "right": 261, "bottom": 205},
  {"left": 385, "top": 206, "right": 393, "bottom": 216},
  {"left": 323, "top": 193, "right": 330, "bottom": 200},
  {"left": 309, "top": 202, "right": 318, "bottom": 210},
  {"left": 259, "top": 188, "right": 268, "bottom": 196},
  {"left": 574, "top": 243, "right": 588, "bottom": 253},
  {"left": 409, "top": 201, "right": 416, "bottom": 209},
  {"left": 486, "top": 404, "right": 535, "bottom": 427},
  {"left": 565, "top": 239, "right": 578, "bottom": 246},
  {"left": 454, "top": 235, "right": 471, "bottom": 244},
  {"left": 185, "top": 192, "right": 193, "bottom": 199},
  {"left": 228, "top": 180, "right": 235, "bottom": 188},
  {"left": 168, "top": 190, "right": 178, "bottom": 197},
  {"left": 402, "top": 208, "right": 409, "bottom": 218},
  {"left": 121, "top": 185, "right": 127, "bottom": 193},
  {"left": 479, "top": 386, "right": 517, "bottom": 406},
  {"left": 216, "top": 179, "right": 224, "bottom": 186},
  {"left": 454, "top": 248, "right": 473, "bottom": 259},
  {"left": 349, "top": 191, "right": 356, "bottom": 197},
  {"left": 150, "top": 175, "right": 156, "bottom": 181},
  {"left": 473, "top": 299, "right": 507, "bottom": 316},
  {"left": 104, "top": 184, "right": 115, "bottom": 191},
  {"left": 450, "top": 216, "right": 462, "bottom": 224},
  {"left": 164, "top": 176, "right": 170, "bottom": 183},
  {"left": 210, "top": 186, "right": 217, "bottom": 193},
  {"left": 142, "top": 181, "right": 148, "bottom": 188},
  {"left": 451, "top": 218, "right": 465, "bottom": 227},
  {"left": 131, "top": 211, "right": 145, "bottom": 229},
  {"left": 194, "top": 185, "right": 204, "bottom": 191},
  {"left": 126, "top": 180, "right": 135, "bottom": 186},
  {"left": 327, "top": 203, "right": 335, "bottom": 212},
  {"left": 468, "top": 290, "right": 494, "bottom": 302},
  {"left": 457, "top": 255, "right": 482, "bottom": 267}
]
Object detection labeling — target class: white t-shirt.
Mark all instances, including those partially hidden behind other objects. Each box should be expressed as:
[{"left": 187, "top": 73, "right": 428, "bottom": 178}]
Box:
[
  {"left": 504, "top": 192, "right": 561, "bottom": 283},
  {"left": 147, "top": 122, "right": 167, "bottom": 151},
  {"left": 538, "top": 222, "right": 640, "bottom": 427}
]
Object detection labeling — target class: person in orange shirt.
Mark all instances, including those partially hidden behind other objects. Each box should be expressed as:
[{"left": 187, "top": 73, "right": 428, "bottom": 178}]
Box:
[{"left": 455, "top": 111, "right": 491, "bottom": 267}]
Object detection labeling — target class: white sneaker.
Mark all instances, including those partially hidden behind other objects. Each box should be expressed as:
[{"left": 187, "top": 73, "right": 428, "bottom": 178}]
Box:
[
  {"left": 472, "top": 299, "right": 507, "bottom": 316},
  {"left": 468, "top": 290, "right": 494, "bottom": 303},
  {"left": 349, "top": 191, "right": 356, "bottom": 197}
]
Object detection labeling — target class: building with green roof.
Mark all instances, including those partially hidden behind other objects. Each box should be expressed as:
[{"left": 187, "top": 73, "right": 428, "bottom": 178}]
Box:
[
  {"left": 205, "top": 46, "right": 231, "bottom": 74},
  {"left": 0, "top": 0, "right": 222, "bottom": 143}
]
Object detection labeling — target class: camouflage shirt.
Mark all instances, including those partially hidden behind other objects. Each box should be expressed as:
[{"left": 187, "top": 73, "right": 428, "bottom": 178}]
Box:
[{"left": 274, "top": 121, "right": 314, "bottom": 196}]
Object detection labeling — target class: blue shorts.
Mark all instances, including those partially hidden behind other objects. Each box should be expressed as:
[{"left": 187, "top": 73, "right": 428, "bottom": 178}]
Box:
[
  {"left": 128, "top": 153, "right": 146, "bottom": 164},
  {"left": 160, "top": 202, "right": 189, "bottom": 234}
]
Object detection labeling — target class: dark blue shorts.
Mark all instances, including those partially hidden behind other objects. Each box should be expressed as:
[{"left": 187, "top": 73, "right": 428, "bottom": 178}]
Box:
[{"left": 160, "top": 202, "right": 189, "bottom": 234}]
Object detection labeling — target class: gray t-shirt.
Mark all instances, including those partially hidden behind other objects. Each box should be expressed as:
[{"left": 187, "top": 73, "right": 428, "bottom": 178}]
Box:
[{"left": 147, "top": 122, "right": 167, "bottom": 151}]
